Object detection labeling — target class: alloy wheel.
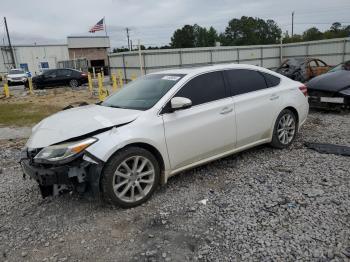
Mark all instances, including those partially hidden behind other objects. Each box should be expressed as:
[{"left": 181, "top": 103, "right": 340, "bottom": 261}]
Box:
[
  {"left": 112, "top": 156, "right": 155, "bottom": 203},
  {"left": 277, "top": 113, "right": 296, "bottom": 145}
]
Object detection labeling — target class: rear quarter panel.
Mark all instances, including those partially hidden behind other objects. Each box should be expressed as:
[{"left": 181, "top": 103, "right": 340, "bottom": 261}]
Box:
[{"left": 275, "top": 78, "right": 309, "bottom": 130}]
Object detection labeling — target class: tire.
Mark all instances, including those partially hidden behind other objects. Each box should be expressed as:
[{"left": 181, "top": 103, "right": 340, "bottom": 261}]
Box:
[
  {"left": 101, "top": 147, "right": 160, "bottom": 208},
  {"left": 69, "top": 79, "right": 79, "bottom": 88},
  {"left": 270, "top": 109, "right": 297, "bottom": 149}
]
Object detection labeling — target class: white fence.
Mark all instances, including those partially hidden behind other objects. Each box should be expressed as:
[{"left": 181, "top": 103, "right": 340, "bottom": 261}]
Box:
[{"left": 109, "top": 37, "right": 350, "bottom": 81}]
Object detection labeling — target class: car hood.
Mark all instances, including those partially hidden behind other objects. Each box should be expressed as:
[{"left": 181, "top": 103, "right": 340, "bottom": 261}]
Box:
[
  {"left": 307, "top": 71, "right": 350, "bottom": 92},
  {"left": 26, "top": 104, "right": 142, "bottom": 148}
]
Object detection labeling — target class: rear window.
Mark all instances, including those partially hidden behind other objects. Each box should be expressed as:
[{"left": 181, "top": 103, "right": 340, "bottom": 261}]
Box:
[
  {"left": 261, "top": 72, "right": 280, "bottom": 87},
  {"left": 224, "top": 69, "right": 267, "bottom": 96}
]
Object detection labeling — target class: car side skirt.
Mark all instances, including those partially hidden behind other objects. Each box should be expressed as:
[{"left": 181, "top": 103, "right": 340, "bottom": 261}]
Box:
[{"left": 164, "top": 138, "right": 271, "bottom": 183}]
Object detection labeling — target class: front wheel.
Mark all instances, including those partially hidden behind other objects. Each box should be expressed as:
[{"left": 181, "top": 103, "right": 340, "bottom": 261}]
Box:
[
  {"left": 101, "top": 147, "right": 160, "bottom": 208},
  {"left": 270, "top": 109, "right": 297, "bottom": 149}
]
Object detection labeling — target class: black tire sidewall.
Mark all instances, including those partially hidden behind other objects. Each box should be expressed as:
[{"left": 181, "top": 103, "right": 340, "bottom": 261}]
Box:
[
  {"left": 271, "top": 109, "right": 297, "bottom": 149},
  {"left": 101, "top": 147, "right": 160, "bottom": 208}
]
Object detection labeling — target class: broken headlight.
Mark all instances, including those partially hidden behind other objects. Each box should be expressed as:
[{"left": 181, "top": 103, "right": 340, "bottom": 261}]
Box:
[{"left": 34, "top": 138, "right": 97, "bottom": 164}]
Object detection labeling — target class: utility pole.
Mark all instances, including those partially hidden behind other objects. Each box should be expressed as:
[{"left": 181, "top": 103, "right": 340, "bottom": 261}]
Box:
[
  {"left": 126, "top": 28, "right": 131, "bottom": 50},
  {"left": 291, "top": 11, "right": 294, "bottom": 37},
  {"left": 4, "top": 17, "right": 16, "bottom": 68}
]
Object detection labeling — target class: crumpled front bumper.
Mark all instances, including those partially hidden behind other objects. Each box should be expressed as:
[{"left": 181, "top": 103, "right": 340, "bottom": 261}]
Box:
[
  {"left": 20, "top": 149, "right": 104, "bottom": 198},
  {"left": 21, "top": 159, "right": 70, "bottom": 186}
]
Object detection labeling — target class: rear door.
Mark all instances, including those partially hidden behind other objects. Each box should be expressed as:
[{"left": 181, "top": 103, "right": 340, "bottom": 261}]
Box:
[
  {"left": 162, "top": 71, "right": 236, "bottom": 170},
  {"left": 224, "top": 69, "right": 281, "bottom": 147},
  {"left": 55, "top": 69, "right": 72, "bottom": 86}
]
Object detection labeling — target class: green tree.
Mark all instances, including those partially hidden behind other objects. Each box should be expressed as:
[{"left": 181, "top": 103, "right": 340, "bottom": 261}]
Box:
[
  {"left": 207, "top": 27, "right": 219, "bottom": 46},
  {"left": 330, "top": 22, "right": 342, "bottom": 32},
  {"left": 170, "top": 25, "right": 196, "bottom": 48},
  {"left": 221, "top": 16, "right": 281, "bottom": 46},
  {"left": 171, "top": 24, "right": 219, "bottom": 48},
  {"left": 302, "top": 27, "right": 323, "bottom": 41}
]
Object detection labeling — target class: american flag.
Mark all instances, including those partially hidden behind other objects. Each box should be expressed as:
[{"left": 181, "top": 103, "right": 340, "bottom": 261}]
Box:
[{"left": 89, "top": 18, "right": 104, "bottom": 33}]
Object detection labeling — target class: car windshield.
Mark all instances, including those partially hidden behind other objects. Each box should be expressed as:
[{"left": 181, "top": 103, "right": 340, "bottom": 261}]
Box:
[
  {"left": 101, "top": 74, "right": 185, "bottom": 110},
  {"left": 9, "top": 69, "right": 24, "bottom": 74}
]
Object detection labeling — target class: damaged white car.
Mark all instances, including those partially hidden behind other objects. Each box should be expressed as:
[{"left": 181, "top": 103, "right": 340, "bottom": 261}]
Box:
[{"left": 20, "top": 64, "right": 309, "bottom": 208}]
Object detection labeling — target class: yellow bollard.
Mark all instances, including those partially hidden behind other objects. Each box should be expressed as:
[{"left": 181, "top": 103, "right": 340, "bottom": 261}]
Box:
[
  {"left": 88, "top": 72, "right": 93, "bottom": 93},
  {"left": 28, "top": 77, "right": 34, "bottom": 95},
  {"left": 97, "top": 73, "right": 108, "bottom": 101},
  {"left": 112, "top": 73, "right": 118, "bottom": 91},
  {"left": 118, "top": 70, "right": 124, "bottom": 87},
  {"left": 131, "top": 73, "right": 137, "bottom": 81},
  {"left": 3, "top": 82, "right": 10, "bottom": 98}
]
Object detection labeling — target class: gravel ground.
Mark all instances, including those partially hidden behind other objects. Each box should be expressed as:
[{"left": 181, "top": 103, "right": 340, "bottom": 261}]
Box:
[{"left": 0, "top": 110, "right": 349, "bottom": 261}]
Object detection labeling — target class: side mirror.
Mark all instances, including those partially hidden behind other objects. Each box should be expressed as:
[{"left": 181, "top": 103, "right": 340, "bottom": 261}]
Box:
[{"left": 170, "top": 97, "right": 192, "bottom": 111}]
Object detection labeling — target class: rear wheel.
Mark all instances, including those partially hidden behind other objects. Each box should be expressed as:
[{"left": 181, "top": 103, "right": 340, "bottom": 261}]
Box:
[
  {"left": 69, "top": 79, "right": 79, "bottom": 88},
  {"left": 101, "top": 147, "right": 160, "bottom": 208},
  {"left": 270, "top": 109, "right": 297, "bottom": 149}
]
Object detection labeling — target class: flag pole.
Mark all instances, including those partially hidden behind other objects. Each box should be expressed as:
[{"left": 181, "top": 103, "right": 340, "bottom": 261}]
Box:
[{"left": 104, "top": 16, "right": 108, "bottom": 37}]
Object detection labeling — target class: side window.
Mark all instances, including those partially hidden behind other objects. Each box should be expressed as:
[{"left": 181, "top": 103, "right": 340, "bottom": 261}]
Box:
[
  {"left": 46, "top": 70, "right": 56, "bottom": 77},
  {"left": 175, "top": 71, "right": 226, "bottom": 106},
  {"left": 224, "top": 69, "right": 267, "bottom": 96},
  {"left": 64, "top": 70, "right": 72, "bottom": 76},
  {"left": 57, "top": 69, "right": 71, "bottom": 76},
  {"left": 261, "top": 72, "right": 281, "bottom": 87}
]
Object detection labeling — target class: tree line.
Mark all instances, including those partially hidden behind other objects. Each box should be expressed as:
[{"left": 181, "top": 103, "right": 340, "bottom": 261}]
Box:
[{"left": 113, "top": 16, "right": 350, "bottom": 52}]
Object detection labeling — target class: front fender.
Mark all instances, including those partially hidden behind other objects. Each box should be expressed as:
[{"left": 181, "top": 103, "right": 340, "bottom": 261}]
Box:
[{"left": 85, "top": 120, "right": 171, "bottom": 172}]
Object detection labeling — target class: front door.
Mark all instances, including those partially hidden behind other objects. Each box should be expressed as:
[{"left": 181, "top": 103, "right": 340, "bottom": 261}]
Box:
[{"left": 162, "top": 71, "right": 236, "bottom": 170}]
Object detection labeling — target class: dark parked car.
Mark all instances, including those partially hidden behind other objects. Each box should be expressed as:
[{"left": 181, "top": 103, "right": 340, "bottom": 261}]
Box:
[
  {"left": 276, "top": 58, "right": 330, "bottom": 82},
  {"left": 28, "top": 68, "right": 88, "bottom": 89},
  {"left": 306, "top": 61, "right": 350, "bottom": 109}
]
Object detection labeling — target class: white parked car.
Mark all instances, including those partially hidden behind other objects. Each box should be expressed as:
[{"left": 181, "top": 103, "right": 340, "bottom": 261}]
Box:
[
  {"left": 20, "top": 64, "right": 309, "bottom": 207},
  {"left": 6, "top": 68, "right": 28, "bottom": 85}
]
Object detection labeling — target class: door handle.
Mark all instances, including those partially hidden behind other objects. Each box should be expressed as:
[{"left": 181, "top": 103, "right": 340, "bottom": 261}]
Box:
[
  {"left": 270, "top": 94, "right": 279, "bottom": 100},
  {"left": 220, "top": 107, "right": 233, "bottom": 114}
]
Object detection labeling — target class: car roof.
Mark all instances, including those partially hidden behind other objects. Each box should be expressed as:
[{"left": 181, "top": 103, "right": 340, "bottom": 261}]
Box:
[{"left": 152, "top": 63, "right": 277, "bottom": 77}]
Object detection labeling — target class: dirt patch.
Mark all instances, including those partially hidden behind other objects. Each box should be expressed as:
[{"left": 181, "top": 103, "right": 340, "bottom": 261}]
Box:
[{"left": 0, "top": 87, "right": 101, "bottom": 127}]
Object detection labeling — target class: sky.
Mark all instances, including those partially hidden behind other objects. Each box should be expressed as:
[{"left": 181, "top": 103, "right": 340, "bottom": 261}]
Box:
[{"left": 1, "top": 0, "right": 350, "bottom": 48}]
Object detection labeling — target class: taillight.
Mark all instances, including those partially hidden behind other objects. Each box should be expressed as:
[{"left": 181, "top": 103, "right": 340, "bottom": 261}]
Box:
[
  {"left": 299, "top": 85, "right": 308, "bottom": 96},
  {"left": 81, "top": 73, "right": 87, "bottom": 77}
]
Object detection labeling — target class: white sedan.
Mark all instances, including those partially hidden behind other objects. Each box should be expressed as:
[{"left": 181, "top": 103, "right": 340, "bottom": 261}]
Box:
[{"left": 20, "top": 64, "right": 309, "bottom": 207}]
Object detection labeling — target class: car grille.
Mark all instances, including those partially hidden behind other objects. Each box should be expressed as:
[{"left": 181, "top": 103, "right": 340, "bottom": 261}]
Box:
[{"left": 12, "top": 77, "right": 23, "bottom": 81}]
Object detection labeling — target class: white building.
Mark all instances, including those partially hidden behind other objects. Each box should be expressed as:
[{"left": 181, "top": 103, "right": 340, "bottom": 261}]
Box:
[
  {"left": 0, "top": 44, "right": 69, "bottom": 75},
  {"left": 0, "top": 36, "right": 110, "bottom": 75}
]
